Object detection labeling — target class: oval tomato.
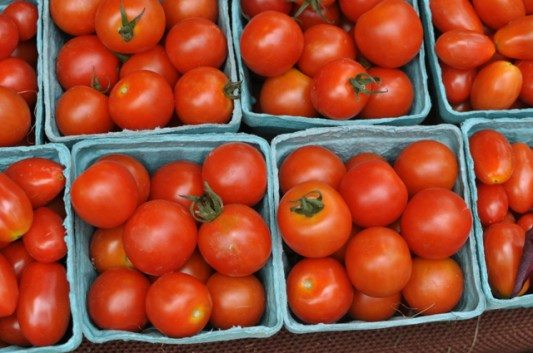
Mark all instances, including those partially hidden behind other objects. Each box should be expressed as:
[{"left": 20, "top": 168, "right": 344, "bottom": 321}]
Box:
[
  {"left": 0, "top": 254, "right": 18, "bottom": 317},
  {"left": 517, "top": 213, "right": 533, "bottom": 231},
  {"left": 0, "top": 14, "right": 19, "bottom": 60},
  {"left": 429, "top": 0, "right": 483, "bottom": 33},
  {"left": 0, "top": 171, "right": 33, "bottom": 242},
  {"left": 494, "top": 16, "right": 533, "bottom": 61},
  {"left": 469, "top": 129, "right": 514, "bottom": 184},
  {"left": 473, "top": 0, "right": 525, "bottom": 30},
  {"left": 503, "top": 143, "right": 533, "bottom": 213},
  {"left": 435, "top": 30, "right": 495, "bottom": 70},
  {"left": 339, "top": 0, "right": 382, "bottom": 22},
  {"left": 294, "top": 2, "right": 341, "bottom": 32},
  {"left": 0, "top": 314, "right": 30, "bottom": 347},
  {"left": 90, "top": 226, "right": 132, "bottom": 273},
  {"left": 349, "top": 290, "right": 401, "bottom": 322},
  {"left": 120, "top": 45, "right": 179, "bottom": 87},
  {"left": 441, "top": 64, "right": 477, "bottom": 105},
  {"left": 50, "top": 0, "right": 103, "bottom": 35},
  {"left": 0, "top": 57, "right": 37, "bottom": 106},
  {"left": 345, "top": 152, "right": 385, "bottom": 171},
  {"left": 470, "top": 61, "right": 523, "bottom": 110},
  {"left": 517, "top": 60, "right": 533, "bottom": 105},
  {"left": 0, "top": 86, "right": 30, "bottom": 147},
  {"left": 1, "top": 240, "right": 33, "bottom": 281},
  {"left": 3, "top": 1, "right": 38, "bottom": 41},
  {"left": 179, "top": 249, "right": 213, "bottom": 284},
  {"left": 241, "top": 0, "right": 292, "bottom": 18},
  {"left": 23, "top": 207, "right": 66, "bottom": 263},
  {"left": 162, "top": 0, "right": 218, "bottom": 29},
  {"left": 476, "top": 183, "right": 509, "bottom": 226}
]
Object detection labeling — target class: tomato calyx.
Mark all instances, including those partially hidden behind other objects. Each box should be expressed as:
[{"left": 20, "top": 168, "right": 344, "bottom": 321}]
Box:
[
  {"left": 293, "top": 0, "right": 328, "bottom": 22},
  {"left": 290, "top": 190, "right": 324, "bottom": 217},
  {"left": 118, "top": 0, "right": 145, "bottom": 43},
  {"left": 184, "top": 182, "right": 223, "bottom": 222},
  {"left": 512, "top": 228, "right": 533, "bottom": 297},
  {"left": 348, "top": 73, "right": 384, "bottom": 99},
  {"left": 223, "top": 81, "right": 241, "bottom": 100}
]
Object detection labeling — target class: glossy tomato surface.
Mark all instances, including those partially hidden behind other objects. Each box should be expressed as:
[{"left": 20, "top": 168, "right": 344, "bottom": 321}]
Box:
[
  {"left": 1, "top": 240, "right": 33, "bottom": 281},
  {"left": 50, "top": 0, "right": 103, "bottom": 35},
  {"left": 429, "top": 0, "right": 483, "bottom": 33},
  {"left": 470, "top": 61, "right": 523, "bottom": 110},
  {"left": 0, "top": 254, "right": 18, "bottom": 317},
  {"left": 90, "top": 225, "right": 133, "bottom": 273},
  {"left": 0, "top": 86, "right": 31, "bottom": 147},
  {"left": 472, "top": 0, "right": 525, "bottom": 29},
  {"left": 435, "top": 30, "right": 495, "bottom": 70},
  {"left": 469, "top": 129, "right": 514, "bottom": 184},
  {"left": 149, "top": 160, "right": 203, "bottom": 208},
  {"left": 23, "top": 207, "right": 66, "bottom": 263},
  {"left": 441, "top": 64, "right": 477, "bottom": 105},
  {"left": 0, "top": 171, "right": 33, "bottom": 242},
  {"left": 493, "top": 16, "right": 533, "bottom": 60},
  {"left": 0, "top": 57, "right": 37, "bottom": 106},
  {"left": 3, "top": 0, "right": 38, "bottom": 41},
  {"left": 119, "top": 45, "right": 179, "bottom": 87},
  {"left": 476, "top": 183, "right": 509, "bottom": 226},
  {"left": 0, "top": 14, "right": 19, "bottom": 60},
  {"left": 162, "top": 0, "right": 218, "bottom": 29}
]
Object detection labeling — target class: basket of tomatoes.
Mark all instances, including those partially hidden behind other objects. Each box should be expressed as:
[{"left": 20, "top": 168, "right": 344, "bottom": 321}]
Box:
[
  {"left": 41, "top": 0, "right": 241, "bottom": 146},
  {"left": 270, "top": 124, "right": 485, "bottom": 333},
  {"left": 421, "top": 0, "right": 533, "bottom": 123},
  {"left": 231, "top": 0, "right": 431, "bottom": 135},
  {"left": 462, "top": 117, "right": 533, "bottom": 310}
]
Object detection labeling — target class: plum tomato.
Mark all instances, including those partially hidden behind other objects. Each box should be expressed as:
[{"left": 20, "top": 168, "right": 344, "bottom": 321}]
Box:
[
  {"left": 1, "top": 240, "right": 33, "bottom": 281},
  {"left": 472, "top": 0, "right": 525, "bottom": 30},
  {"left": 469, "top": 129, "right": 514, "bottom": 185},
  {"left": 476, "top": 183, "right": 509, "bottom": 226},
  {"left": 435, "top": 30, "right": 495, "bottom": 70},
  {"left": 0, "top": 254, "right": 18, "bottom": 317},
  {"left": 22, "top": 207, "right": 66, "bottom": 263},
  {"left": 429, "top": 0, "right": 483, "bottom": 33},
  {"left": 502, "top": 143, "right": 533, "bottom": 214},
  {"left": 0, "top": 171, "right": 33, "bottom": 243},
  {"left": 470, "top": 61, "right": 523, "bottom": 110},
  {"left": 518, "top": 213, "right": 533, "bottom": 231}
]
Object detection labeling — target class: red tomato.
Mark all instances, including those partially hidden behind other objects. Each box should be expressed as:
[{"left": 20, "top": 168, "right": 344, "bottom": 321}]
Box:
[
  {"left": 55, "top": 86, "right": 114, "bottom": 136},
  {"left": 473, "top": 0, "right": 525, "bottom": 30},
  {"left": 0, "top": 171, "right": 33, "bottom": 242},
  {"left": 493, "top": 16, "right": 533, "bottom": 61},
  {"left": 0, "top": 86, "right": 30, "bottom": 147},
  {"left": 441, "top": 64, "right": 477, "bottom": 105},
  {"left": 207, "top": 273, "right": 265, "bottom": 329},
  {"left": 124, "top": 200, "right": 197, "bottom": 276},
  {"left": 202, "top": 142, "right": 267, "bottom": 206},
  {"left": 179, "top": 249, "right": 213, "bottom": 284},
  {"left": 393, "top": 140, "right": 458, "bottom": 195},
  {"left": 3, "top": 1, "right": 37, "bottom": 41},
  {"left": 162, "top": 0, "right": 218, "bottom": 29},
  {"left": 17, "top": 262, "right": 70, "bottom": 346},
  {"left": 0, "top": 14, "right": 19, "bottom": 60},
  {"left": 90, "top": 226, "right": 133, "bottom": 273},
  {"left": 0, "top": 57, "right": 37, "bottom": 106},
  {"left": 165, "top": 18, "right": 227, "bottom": 74},
  {"left": 517, "top": 213, "right": 533, "bottom": 231},
  {"left": 402, "top": 257, "right": 464, "bottom": 315},
  {"left": 23, "top": 207, "right": 66, "bottom": 263},
  {"left": 345, "top": 152, "right": 385, "bottom": 170},
  {"left": 120, "top": 45, "right": 179, "bottom": 87},
  {"left": 517, "top": 60, "right": 533, "bottom": 105},
  {"left": 0, "top": 254, "right": 18, "bottom": 317},
  {"left": 339, "top": 0, "right": 382, "bottom": 22},
  {"left": 294, "top": 2, "right": 341, "bottom": 32},
  {"left": 146, "top": 272, "right": 212, "bottom": 338},
  {"left": 278, "top": 181, "right": 352, "bottom": 257},
  {"left": 71, "top": 160, "right": 139, "bottom": 229},
  {"left": 279, "top": 145, "right": 346, "bottom": 193},
  {"left": 5, "top": 157, "right": 65, "bottom": 208},
  {"left": 240, "top": 11, "right": 304, "bottom": 77},
  {"left": 469, "top": 129, "right": 515, "bottom": 184},
  {"left": 149, "top": 160, "right": 203, "bottom": 209},
  {"left": 435, "top": 30, "right": 495, "bottom": 70},
  {"left": 354, "top": 0, "right": 422, "bottom": 68},
  {"left": 95, "top": 0, "right": 165, "bottom": 54},
  {"left": 503, "top": 143, "right": 533, "bottom": 213},
  {"left": 88, "top": 268, "right": 150, "bottom": 331},
  {"left": 241, "top": 0, "right": 292, "bottom": 18},
  {"left": 340, "top": 159, "right": 408, "bottom": 227},
  {"left": 401, "top": 188, "right": 472, "bottom": 259},
  {"left": 1, "top": 240, "right": 33, "bottom": 281},
  {"left": 10, "top": 39, "right": 37, "bottom": 67},
  {"left": 345, "top": 227, "right": 412, "bottom": 297},
  {"left": 349, "top": 290, "right": 401, "bottom": 322},
  {"left": 259, "top": 68, "right": 317, "bottom": 117},
  {"left": 108, "top": 70, "right": 174, "bottom": 130},
  {"left": 287, "top": 257, "right": 353, "bottom": 324},
  {"left": 198, "top": 204, "right": 271, "bottom": 277},
  {"left": 470, "top": 61, "right": 523, "bottom": 110},
  {"left": 55, "top": 35, "right": 120, "bottom": 91},
  {"left": 0, "top": 314, "right": 30, "bottom": 347},
  {"left": 50, "top": 0, "right": 103, "bottom": 35},
  {"left": 525, "top": 0, "right": 533, "bottom": 13},
  {"left": 453, "top": 101, "right": 472, "bottom": 111},
  {"left": 429, "top": 0, "right": 483, "bottom": 33},
  {"left": 476, "top": 183, "right": 509, "bottom": 226}
]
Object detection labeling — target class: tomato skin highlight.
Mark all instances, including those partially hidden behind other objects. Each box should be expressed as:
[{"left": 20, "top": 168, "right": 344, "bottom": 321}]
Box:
[
  {"left": 469, "top": 129, "right": 515, "bottom": 185},
  {"left": 50, "top": 0, "right": 103, "bottom": 36},
  {"left": 493, "top": 16, "right": 533, "bottom": 61},
  {"left": 3, "top": 1, "right": 38, "bottom": 41},
  {"left": 435, "top": 30, "right": 495, "bottom": 70},
  {"left": 0, "top": 171, "right": 33, "bottom": 243},
  {"left": 0, "top": 314, "right": 30, "bottom": 347},
  {"left": 0, "top": 57, "right": 37, "bottom": 106},
  {"left": 1, "top": 240, "right": 34, "bottom": 281},
  {"left": 90, "top": 226, "right": 133, "bottom": 273}
]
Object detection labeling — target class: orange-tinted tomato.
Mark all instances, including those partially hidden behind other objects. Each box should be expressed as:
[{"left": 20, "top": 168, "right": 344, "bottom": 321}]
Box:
[
  {"left": 0, "top": 172, "right": 33, "bottom": 243},
  {"left": 435, "top": 30, "right": 495, "bottom": 70},
  {"left": 469, "top": 129, "right": 514, "bottom": 185},
  {"left": 493, "top": 16, "right": 533, "bottom": 60},
  {"left": 472, "top": 0, "right": 525, "bottom": 30},
  {"left": 470, "top": 61, "right": 523, "bottom": 110},
  {"left": 429, "top": 0, "right": 483, "bottom": 33}
]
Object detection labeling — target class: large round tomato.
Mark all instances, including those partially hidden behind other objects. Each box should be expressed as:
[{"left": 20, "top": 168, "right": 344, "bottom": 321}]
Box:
[
  {"left": 240, "top": 11, "right": 304, "bottom": 77},
  {"left": 146, "top": 272, "right": 212, "bottom": 338},
  {"left": 3, "top": 1, "right": 37, "bottom": 41},
  {"left": 124, "top": 200, "right": 197, "bottom": 276},
  {"left": 90, "top": 226, "right": 132, "bottom": 273},
  {"left": 476, "top": 183, "right": 509, "bottom": 226},
  {"left": 179, "top": 249, "right": 213, "bottom": 284},
  {"left": 349, "top": 290, "right": 401, "bottom": 322},
  {"left": 0, "top": 86, "right": 30, "bottom": 147},
  {"left": 0, "top": 57, "right": 37, "bottom": 106},
  {"left": 503, "top": 143, "right": 533, "bottom": 213},
  {"left": 517, "top": 60, "right": 533, "bottom": 105},
  {"left": 339, "top": 0, "right": 382, "bottom": 22},
  {"left": 108, "top": 70, "right": 174, "bottom": 130},
  {"left": 120, "top": 45, "right": 179, "bottom": 87},
  {"left": 494, "top": 16, "right": 533, "bottom": 61},
  {"left": 469, "top": 129, "right": 514, "bottom": 184},
  {"left": 441, "top": 64, "right": 477, "bottom": 105},
  {"left": 0, "top": 314, "right": 30, "bottom": 347},
  {"left": 401, "top": 188, "right": 472, "bottom": 259},
  {"left": 287, "top": 257, "right": 353, "bottom": 324},
  {"left": 88, "top": 268, "right": 150, "bottom": 331},
  {"left": 473, "top": 0, "right": 525, "bottom": 30},
  {"left": 23, "top": 207, "right": 66, "bottom": 263},
  {"left": 0, "top": 14, "right": 19, "bottom": 60},
  {"left": 50, "top": 0, "right": 103, "bottom": 35},
  {"left": 95, "top": 0, "right": 165, "bottom": 54},
  {"left": 429, "top": 0, "right": 483, "bottom": 33},
  {"left": 0, "top": 254, "right": 18, "bottom": 317},
  {"left": 435, "top": 30, "right": 495, "bottom": 70},
  {"left": 241, "top": 0, "right": 292, "bottom": 18},
  {"left": 470, "top": 61, "right": 523, "bottom": 110},
  {"left": 0, "top": 171, "right": 33, "bottom": 242},
  {"left": 1, "top": 240, "right": 34, "bottom": 281},
  {"left": 162, "top": 0, "right": 218, "bottom": 29}
]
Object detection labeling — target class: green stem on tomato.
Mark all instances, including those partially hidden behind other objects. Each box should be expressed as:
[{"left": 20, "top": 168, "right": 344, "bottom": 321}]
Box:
[
  {"left": 224, "top": 81, "right": 241, "bottom": 100},
  {"left": 290, "top": 190, "right": 324, "bottom": 217},
  {"left": 118, "top": 0, "right": 145, "bottom": 43},
  {"left": 182, "top": 182, "right": 223, "bottom": 223},
  {"left": 348, "top": 73, "right": 386, "bottom": 100}
]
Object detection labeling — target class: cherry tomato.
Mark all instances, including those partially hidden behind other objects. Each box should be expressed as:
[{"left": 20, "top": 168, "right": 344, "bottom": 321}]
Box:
[
  {"left": 202, "top": 142, "right": 267, "bottom": 206},
  {"left": 441, "top": 64, "right": 477, "bottom": 105},
  {"left": 88, "top": 268, "right": 150, "bottom": 331},
  {"left": 340, "top": 159, "right": 408, "bottom": 227},
  {"left": 345, "top": 152, "right": 385, "bottom": 171},
  {"left": 0, "top": 86, "right": 30, "bottom": 147},
  {"left": 402, "top": 257, "right": 464, "bottom": 315},
  {"left": 1, "top": 240, "right": 33, "bottom": 281},
  {"left": 0, "top": 254, "right": 18, "bottom": 317},
  {"left": 4, "top": 1, "right": 37, "bottom": 42},
  {"left": 165, "top": 18, "right": 227, "bottom": 74},
  {"left": 162, "top": 0, "right": 218, "bottom": 29},
  {"left": 477, "top": 183, "right": 509, "bottom": 226},
  {"left": 0, "top": 14, "right": 19, "bottom": 60},
  {"left": 517, "top": 213, "right": 533, "bottom": 231},
  {"left": 0, "top": 314, "right": 30, "bottom": 347},
  {"left": 470, "top": 61, "right": 523, "bottom": 110},
  {"left": 517, "top": 60, "right": 533, "bottom": 105},
  {"left": 10, "top": 39, "right": 37, "bottom": 67},
  {"left": 146, "top": 272, "right": 212, "bottom": 338},
  {"left": 435, "top": 30, "right": 495, "bottom": 70},
  {"left": 90, "top": 226, "right": 132, "bottom": 273},
  {"left": 473, "top": 0, "right": 525, "bottom": 30},
  {"left": 50, "top": 0, "right": 103, "bottom": 35},
  {"left": 207, "top": 273, "right": 265, "bottom": 329},
  {"left": 503, "top": 143, "right": 533, "bottom": 213},
  {"left": 294, "top": 2, "right": 341, "bottom": 32},
  {"left": 278, "top": 181, "right": 352, "bottom": 257},
  {"left": 393, "top": 140, "right": 458, "bottom": 195},
  {"left": 339, "top": 0, "right": 382, "bottom": 22},
  {"left": 120, "top": 45, "right": 179, "bottom": 87},
  {"left": 287, "top": 257, "right": 353, "bottom": 324},
  {"left": 401, "top": 188, "right": 472, "bottom": 259},
  {"left": 240, "top": 11, "right": 304, "bottom": 77},
  {"left": 349, "top": 290, "right": 401, "bottom": 322},
  {"left": 23, "top": 207, "right": 66, "bottom": 263},
  {"left": 241, "top": 0, "right": 292, "bottom": 18},
  {"left": 429, "top": 0, "right": 483, "bottom": 33},
  {"left": 469, "top": 129, "right": 514, "bottom": 184},
  {"left": 494, "top": 16, "right": 533, "bottom": 61},
  {"left": 0, "top": 171, "right": 33, "bottom": 242},
  {"left": 0, "top": 57, "right": 37, "bottom": 106},
  {"left": 179, "top": 249, "right": 213, "bottom": 284},
  {"left": 17, "top": 262, "right": 70, "bottom": 346},
  {"left": 71, "top": 160, "right": 139, "bottom": 229},
  {"left": 95, "top": 0, "right": 165, "bottom": 54},
  {"left": 108, "top": 70, "right": 174, "bottom": 130},
  {"left": 124, "top": 200, "right": 197, "bottom": 276}
]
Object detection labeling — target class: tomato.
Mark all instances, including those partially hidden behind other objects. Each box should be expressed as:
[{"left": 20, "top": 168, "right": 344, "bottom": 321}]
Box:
[
  {"left": 294, "top": 2, "right": 341, "bottom": 32},
  {"left": 95, "top": 0, "right": 165, "bottom": 54},
  {"left": 120, "top": 45, "right": 179, "bottom": 87},
  {"left": 0, "top": 314, "right": 30, "bottom": 346},
  {"left": 88, "top": 268, "right": 149, "bottom": 331},
  {"left": 0, "top": 86, "right": 30, "bottom": 147},
  {"left": 174, "top": 67, "right": 233, "bottom": 125},
  {"left": 10, "top": 39, "right": 37, "bottom": 67},
  {"left": 50, "top": 0, "right": 103, "bottom": 35},
  {"left": 241, "top": 0, "right": 292, "bottom": 18},
  {"left": 165, "top": 18, "right": 227, "bottom": 74},
  {"left": 345, "top": 152, "right": 385, "bottom": 171},
  {"left": 240, "top": 11, "right": 304, "bottom": 77},
  {"left": 429, "top": 0, "right": 483, "bottom": 33},
  {"left": 393, "top": 140, "right": 458, "bottom": 195},
  {"left": 0, "top": 171, "right": 32, "bottom": 243},
  {"left": 473, "top": 0, "right": 525, "bottom": 30},
  {"left": 71, "top": 160, "right": 139, "bottom": 229},
  {"left": 108, "top": 70, "right": 174, "bottom": 130},
  {"left": 0, "top": 57, "right": 36, "bottom": 106},
  {"left": 149, "top": 160, "right": 203, "bottom": 209},
  {"left": 453, "top": 101, "right": 472, "bottom": 111},
  {"left": 22, "top": 207, "right": 66, "bottom": 263},
  {"left": 98, "top": 154, "right": 150, "bottom": 205},
  {"left": 279, "top": 146, "right": 346, "bottom": 193},
  {"left": 55, "top": 35, "right": 120, "bottom": 91},
  {"left": 340, "top": 159, "right": 408, "bottom": 227},
  {"left": 441, "top": 64, "right": 476, "bottom": 105},
  {"left": 494, "top": 16, "right": 533, "bottom": 60},
  {"left": 477, "top": 183, "right": 509, "bottom": 226},
  {"left": 435, "top": 30, "right": 495, "bottom": 70},
  {"left": 470, "top": 61, "right": 523, "bottom": 110},
  {"left": 3, "top": 1, "right": 37, "bottom": 41},
  {"left": 259, "top": 68, "right": 317, "bottom": 117},
  {"left": 124, "top": 200, "right": 197, "bottom": 276},
  {"left": 0, "top": 14, "right": 19, "bottom": 60},
  {"left": 469, "top": 129, "right": 515, "bottom": 184},
  {"left": 162, "top": 0, "right": 218, "bottom": 29},
  {"left": 207, "top": 273, "right": 265, "bottom": 329},
  {"left": 349, "top": 290, "right": 401, "bottom": 322},
  {"left": 1, "top": 240, "right": 33, "bottom": 281},
  {"left": 179, "top": 249, "right": 213, "bottom": 283},
  {"left": 146, "top": 272, "right": 212, "bottom": 338},
  {"left": 503, "top": 143, "right": 533, "bottom": 213},
  {"left": 517, "top": 61, "right": 533, "bottom": 105},
  {"left": 311, "top": 58, "right": 372, "bottom": 119},
  {"left": 525, "top": 0, "right": 533, "bottom": 14},
  {"left": 401, "top": 188, "right": 472, "bottom": 259},
  {"left": 355, "top": 0, "right": 422, "bottom": 68},
  {"left": 339, "top": 0, "right": 382, "bottom": 22},
  {"left": 402, "top": 257, "right": 464, "bottom": 315},
  {"left": 278, "top": 181, "right": 352, "bottom": 257},
  {"left": 202, "top": 142, "right": 267, "bottom": 206},
  {"left": 90, "top": 226, "right": 132, "bottom": 273},
  {"left": 198, "top": 203, "right": 271, "bottom": 277},
  {"left": 518, "top": 213, "right": 533, "bottom": 231},
  {"left": 287, "top": 257, "right": 353, "bottom": 324},
  {"left": 0, "top": 254, "right": 18, "bottom": 317},
  {"left": 484, "top": 222, "right": 526, "bottom": 298},
  {"left": 17, "top": 262, "right": 70, "bottom": 346},
  {"left": 359, "top": 67, "right": 414, "bottom": 119}
]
